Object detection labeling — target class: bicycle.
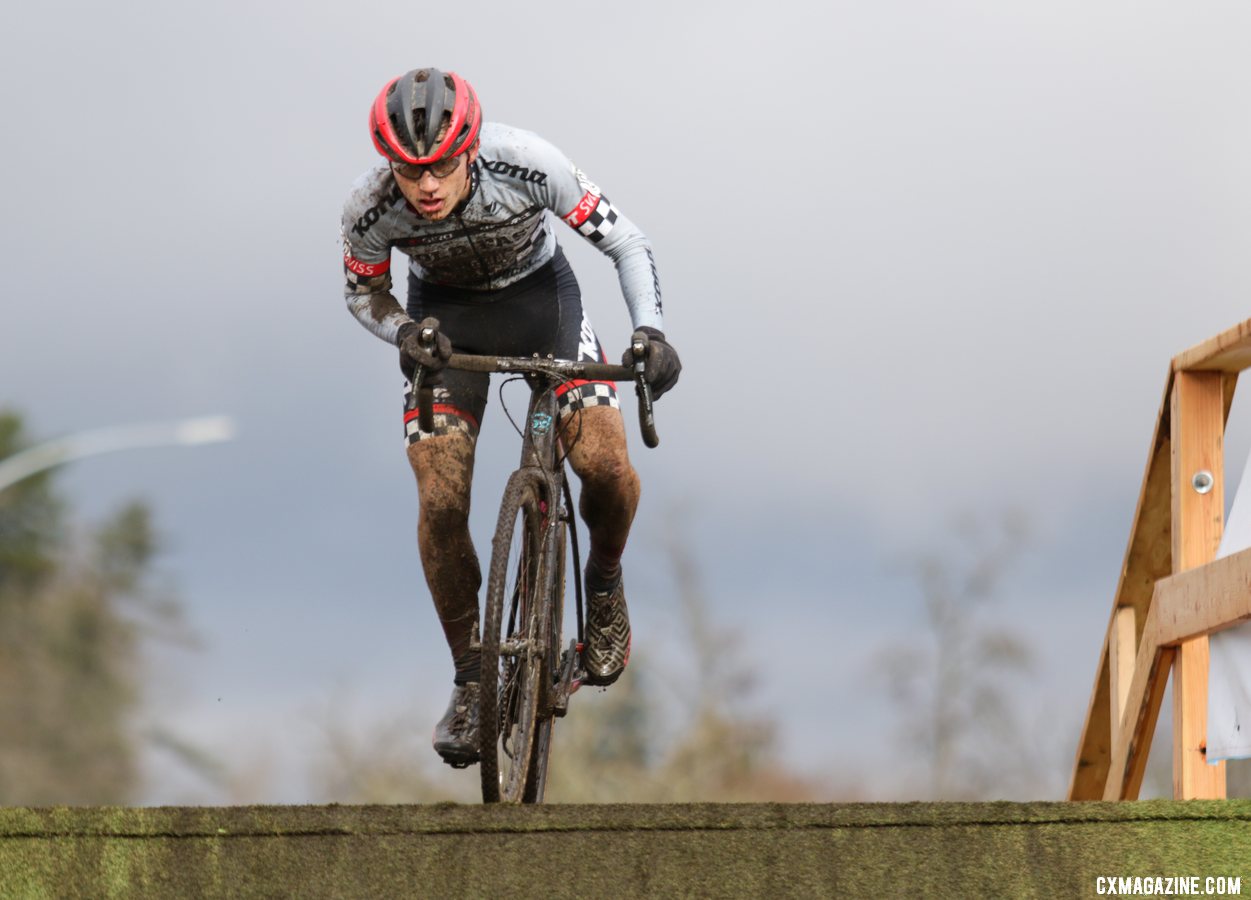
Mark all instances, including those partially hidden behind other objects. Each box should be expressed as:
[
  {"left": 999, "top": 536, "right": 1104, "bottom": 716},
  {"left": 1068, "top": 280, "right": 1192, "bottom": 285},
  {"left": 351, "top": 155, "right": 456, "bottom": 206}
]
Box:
[{"left": 411, "top": 320, "right": 659, "bottom": 803}]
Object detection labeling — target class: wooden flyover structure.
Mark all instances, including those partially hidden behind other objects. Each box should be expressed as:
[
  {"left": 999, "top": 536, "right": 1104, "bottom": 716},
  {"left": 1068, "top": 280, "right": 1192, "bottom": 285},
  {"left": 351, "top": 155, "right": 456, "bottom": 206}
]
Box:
[{"left": 1071, "top": 317, "right": 1251, "bottom": 800}]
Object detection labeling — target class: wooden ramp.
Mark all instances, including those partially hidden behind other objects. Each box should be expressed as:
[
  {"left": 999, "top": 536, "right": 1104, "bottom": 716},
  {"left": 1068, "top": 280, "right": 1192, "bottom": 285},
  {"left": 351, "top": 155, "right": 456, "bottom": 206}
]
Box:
[
  {"left": 1070, "top": 316, "right": 1251, "bottom": 800},
  {"left": 3, "top": 802, "right": 1250, "bottom": 897}
]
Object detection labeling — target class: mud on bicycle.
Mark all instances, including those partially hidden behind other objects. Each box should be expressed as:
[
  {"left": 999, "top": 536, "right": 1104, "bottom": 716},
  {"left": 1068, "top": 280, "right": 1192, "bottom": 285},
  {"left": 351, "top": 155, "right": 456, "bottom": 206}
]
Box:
[{"left": 411, "top": 320, "right": 659, "bottom": 803}]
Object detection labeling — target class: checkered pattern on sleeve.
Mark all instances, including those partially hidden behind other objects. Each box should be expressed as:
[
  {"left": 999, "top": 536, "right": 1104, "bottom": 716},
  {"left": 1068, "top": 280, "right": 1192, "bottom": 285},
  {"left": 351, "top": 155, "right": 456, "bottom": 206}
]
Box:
[{"left": 574, "top": 196, "right": 619, "bottom": 244}]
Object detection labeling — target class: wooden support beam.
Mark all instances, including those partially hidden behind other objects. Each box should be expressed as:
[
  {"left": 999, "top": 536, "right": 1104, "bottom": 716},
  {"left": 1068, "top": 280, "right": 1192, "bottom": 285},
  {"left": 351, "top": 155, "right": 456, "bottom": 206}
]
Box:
[
  {"left": 1172, "top": 317, "right": 1251, "bottom": 373},
  {"left": 1174, "top": 639, "right": 1220, "bottom": 798},
  {"left": 1070, "top": 318, "right": 1250, "bottom": 801},
  {"left": 1069, "top": 373, "right": 1174, "bottom": 800},
  {"left": 1169, "top": 370, "right": 1225, "bottom": 799},
  {"left": 1102, "top": 626, "right": 1173, "bottom": 800},
  {"left": 1152, "top": 547, "right": 1251, "bottom": 645},
  {"left": 1109, "top": 607, "right": 1137, "bottom": 748},
  {"left": 1101, "top": 545, "right": 1251, "bottom": 799}
]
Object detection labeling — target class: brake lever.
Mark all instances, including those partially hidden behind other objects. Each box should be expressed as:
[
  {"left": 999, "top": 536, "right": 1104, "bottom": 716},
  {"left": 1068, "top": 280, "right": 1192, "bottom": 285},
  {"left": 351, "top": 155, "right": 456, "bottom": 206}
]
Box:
[
  {"left": 412, "top": 323, "right": 438, "bottom": 434},
  {"left": 631, "top": 331, "right": 659, "bottom": 449}
]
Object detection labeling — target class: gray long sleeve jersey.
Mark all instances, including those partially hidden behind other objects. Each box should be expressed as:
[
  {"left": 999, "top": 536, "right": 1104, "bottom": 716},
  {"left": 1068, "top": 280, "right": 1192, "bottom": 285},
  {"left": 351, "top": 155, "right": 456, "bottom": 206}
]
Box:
[{"left": 341, "top": 122, "right": 663, "bottom": 344}]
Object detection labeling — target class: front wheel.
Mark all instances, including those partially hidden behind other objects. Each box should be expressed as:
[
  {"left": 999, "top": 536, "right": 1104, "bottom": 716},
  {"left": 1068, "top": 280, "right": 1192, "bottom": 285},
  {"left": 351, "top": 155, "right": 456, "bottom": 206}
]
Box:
[
  {"left": 480, "top": 470, "right": 556, "bottom": 803},
  {"left": 524, "top": 517, "right": 565, "bottom": 802}
]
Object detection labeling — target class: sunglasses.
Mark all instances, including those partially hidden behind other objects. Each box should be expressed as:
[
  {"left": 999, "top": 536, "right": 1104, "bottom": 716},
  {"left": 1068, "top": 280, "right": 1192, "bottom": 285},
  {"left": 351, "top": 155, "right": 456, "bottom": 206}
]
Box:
[{"left": 390, "top": 155, "right": 465, "bottom": 181}]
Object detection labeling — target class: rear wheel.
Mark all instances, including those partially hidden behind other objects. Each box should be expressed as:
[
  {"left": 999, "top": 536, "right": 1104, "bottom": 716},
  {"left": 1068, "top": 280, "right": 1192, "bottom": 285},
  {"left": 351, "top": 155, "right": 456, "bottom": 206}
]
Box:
[{"left": 480, "top": 470, "right": 553, "bottom": 803}]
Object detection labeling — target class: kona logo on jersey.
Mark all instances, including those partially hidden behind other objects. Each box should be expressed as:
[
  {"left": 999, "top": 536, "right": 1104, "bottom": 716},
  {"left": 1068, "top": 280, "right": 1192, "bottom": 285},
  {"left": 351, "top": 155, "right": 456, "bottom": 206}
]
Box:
[
  {"left": 578, "top": 313, "right": 599, "bottom": 363},
  {"left": 350, "top": 184, "right": 403, "bottom": 237},
  {"left": 647, "top": 246, "right": 663, "bottom": 314},
  {"left": 563, "top": 191, "right": 602, "bottom": 228},
  {"left": 343, "top": 249, "right": 389, "bottom": 278},
  {"left": 480, "top": 158, "right": 548, "bottom": 186}
]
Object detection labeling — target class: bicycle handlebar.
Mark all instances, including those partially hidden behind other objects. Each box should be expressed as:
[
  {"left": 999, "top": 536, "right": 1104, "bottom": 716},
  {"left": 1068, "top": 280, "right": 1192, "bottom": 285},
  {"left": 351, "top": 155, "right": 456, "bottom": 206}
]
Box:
[
  {"left": 441, "top": 354, "right": 633, "bottom": 381},
  {"left": 410, "top": 324, "right": 660, "bottom": 449}
]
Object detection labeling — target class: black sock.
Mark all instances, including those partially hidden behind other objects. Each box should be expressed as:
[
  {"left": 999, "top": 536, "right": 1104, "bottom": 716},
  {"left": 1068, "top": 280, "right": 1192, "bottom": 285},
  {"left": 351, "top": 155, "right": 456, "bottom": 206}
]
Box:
[
  {"left": 586, "top": 557, "right": 622, "bottom": 593},
  {"left": 454, "top": 652, "right": 481, "bottom": 685}
]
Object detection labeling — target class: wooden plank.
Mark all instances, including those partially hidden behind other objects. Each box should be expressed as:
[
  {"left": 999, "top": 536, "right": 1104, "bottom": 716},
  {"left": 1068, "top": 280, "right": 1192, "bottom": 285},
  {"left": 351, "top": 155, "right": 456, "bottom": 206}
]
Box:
[
  {"left": 1151, "top": 547, "right": 1251, "bottom": 644},
  {"left": 1072, "top": 319, "right": 1248, "bottom": 800},
  {"left": 1124, "top": 646, "right": 1175, "bottom": 801},
  {"left": 1102, "top": 615, "right": 1175, "bottom": 800},
  {"left": 1119, "top": 374, "right": 1177, "bottom": 642},
  {"left": 1102, "top": 545, "right": 1251, "bottom": 800},
  {"left": 1169, "top": 370, "right": 1226, "bottom": 799},
  {"left": 1069, "top": 370, "right": 1174, "bottom": 800},
  {"left": 1110, "top": 607, "right": 1137, "bottom": 744},
  {"left": 1174, "top": 639, "right": 1221, "bottom": 797},
  {"left": 1171, "top": 317, "right": 1251, "bottom": 374},
  {"left": 1070, "top": 648, "right": 1112, "bottom": 800}
]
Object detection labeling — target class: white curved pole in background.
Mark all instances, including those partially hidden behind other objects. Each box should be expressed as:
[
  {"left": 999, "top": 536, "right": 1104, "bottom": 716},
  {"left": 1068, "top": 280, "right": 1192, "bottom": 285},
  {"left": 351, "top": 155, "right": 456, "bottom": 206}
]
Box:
[{"left": 0, "top": 416, "right": 237, "bottom": 493}]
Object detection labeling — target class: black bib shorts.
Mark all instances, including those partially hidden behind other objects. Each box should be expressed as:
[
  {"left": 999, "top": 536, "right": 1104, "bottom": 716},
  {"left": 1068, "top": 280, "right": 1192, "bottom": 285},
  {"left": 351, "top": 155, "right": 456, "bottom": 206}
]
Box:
[{"left": 401, "top": 246, "right": 619, "bottom": 445}]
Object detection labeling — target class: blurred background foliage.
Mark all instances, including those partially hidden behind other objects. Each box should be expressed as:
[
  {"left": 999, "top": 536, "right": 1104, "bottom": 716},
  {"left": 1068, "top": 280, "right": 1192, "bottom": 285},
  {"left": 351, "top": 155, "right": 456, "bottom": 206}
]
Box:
[
  {"left": 0, "top": 410, "right": 187, "bottom": 805},
  {"left": 5, "top": 406, "right": 1249, "bottom": 804}
]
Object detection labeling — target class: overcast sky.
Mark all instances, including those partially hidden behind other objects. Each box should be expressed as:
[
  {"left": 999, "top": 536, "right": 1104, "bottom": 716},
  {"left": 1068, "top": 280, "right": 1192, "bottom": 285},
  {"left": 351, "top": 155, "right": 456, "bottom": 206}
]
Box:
[{"left": 5, "top": 1, "right": 1251, "bottom": 802}]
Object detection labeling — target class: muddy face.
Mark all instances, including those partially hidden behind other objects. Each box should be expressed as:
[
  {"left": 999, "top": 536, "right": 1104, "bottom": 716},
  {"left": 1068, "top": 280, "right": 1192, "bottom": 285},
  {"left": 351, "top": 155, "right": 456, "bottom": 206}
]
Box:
[{"left": 391, "top": 144, "right": 478, "bottom": 222}]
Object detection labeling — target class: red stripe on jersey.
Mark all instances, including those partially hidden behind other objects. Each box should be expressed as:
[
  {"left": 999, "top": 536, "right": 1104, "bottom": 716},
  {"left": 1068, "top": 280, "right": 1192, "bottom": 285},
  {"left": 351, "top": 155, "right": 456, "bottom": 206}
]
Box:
[
  {"left": 344, "top": 254, "right": 390, "bottom": 277},
  {"left": 562, "top": 191, "right": 601, "bottom": 228},
  {"left": 404, "top": 403, "right": 480, "bottom": 430},
  {"left": 554, "top": 379, "right": 617, "bottom": 398}
]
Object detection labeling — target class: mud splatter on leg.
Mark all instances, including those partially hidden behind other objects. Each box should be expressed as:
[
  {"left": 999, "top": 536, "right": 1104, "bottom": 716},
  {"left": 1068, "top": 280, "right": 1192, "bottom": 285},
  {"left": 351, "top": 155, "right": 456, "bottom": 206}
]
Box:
[
  {"left": 407, "top": 431, "right": 482, "bottom": 680},
  {"left": 563, "top": 406, "right": 640, "bottom": 578}
]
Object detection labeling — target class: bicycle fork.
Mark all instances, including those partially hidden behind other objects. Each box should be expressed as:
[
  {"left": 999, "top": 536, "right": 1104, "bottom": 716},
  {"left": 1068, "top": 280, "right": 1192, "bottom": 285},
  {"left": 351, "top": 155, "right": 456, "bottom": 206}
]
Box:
[{"left": 520, "top": 379, "right": 586, "bottom": 719}]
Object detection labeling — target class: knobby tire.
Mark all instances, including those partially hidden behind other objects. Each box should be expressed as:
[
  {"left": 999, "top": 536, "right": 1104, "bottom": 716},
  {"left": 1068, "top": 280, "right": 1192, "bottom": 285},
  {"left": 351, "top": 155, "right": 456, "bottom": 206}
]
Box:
[
  {"left": 479, "top": 469, "right": 557, "bottom": 803},
  {"left": 525, "top": 518, "right": 565, "bottom": 801}
]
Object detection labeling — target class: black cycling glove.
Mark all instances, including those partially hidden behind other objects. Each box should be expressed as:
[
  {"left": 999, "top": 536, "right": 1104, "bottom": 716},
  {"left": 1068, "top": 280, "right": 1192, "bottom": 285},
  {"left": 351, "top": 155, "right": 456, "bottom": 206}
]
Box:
[
  {"left": 397, "top": 318, "right": 452, "bottom": 380},
  {"left": 622, "top": 325, "right": 681, "bottom": 399}
]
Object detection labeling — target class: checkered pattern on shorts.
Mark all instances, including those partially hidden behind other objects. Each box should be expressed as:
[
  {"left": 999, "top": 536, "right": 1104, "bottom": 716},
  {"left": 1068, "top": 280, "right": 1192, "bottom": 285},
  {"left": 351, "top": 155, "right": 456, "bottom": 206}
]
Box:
[
  {"left": 404, "top": 409, "right": 476, "bottom": 445},
  {"left": 557, "top": 380, "right": 619, "bottom": 418},
  {"left": 403, "top": 383, "right": 479, "bottom": 445}
]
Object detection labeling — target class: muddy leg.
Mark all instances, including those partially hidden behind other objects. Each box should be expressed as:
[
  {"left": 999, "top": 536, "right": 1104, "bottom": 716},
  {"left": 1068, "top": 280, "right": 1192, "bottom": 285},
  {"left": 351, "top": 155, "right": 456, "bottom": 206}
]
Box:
[
  {"left": 407, "top": 431, "right": 482, "bottom": 682},
  {"left": 562, "top": 405, "right": 641, "bottom": 581}
]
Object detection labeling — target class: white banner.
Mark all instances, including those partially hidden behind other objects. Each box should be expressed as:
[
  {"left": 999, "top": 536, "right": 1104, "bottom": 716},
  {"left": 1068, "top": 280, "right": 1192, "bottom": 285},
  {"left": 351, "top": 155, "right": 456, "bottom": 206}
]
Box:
[{"left": 1207, "top": 446, "right": 1251, "bottom": 761}]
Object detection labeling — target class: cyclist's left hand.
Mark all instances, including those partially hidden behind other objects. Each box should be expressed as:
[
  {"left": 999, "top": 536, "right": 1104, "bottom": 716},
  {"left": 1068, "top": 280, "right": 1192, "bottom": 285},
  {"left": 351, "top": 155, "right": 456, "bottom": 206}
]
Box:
[{"left": 623, "top": 326, "right": 681, "bottom": 399}]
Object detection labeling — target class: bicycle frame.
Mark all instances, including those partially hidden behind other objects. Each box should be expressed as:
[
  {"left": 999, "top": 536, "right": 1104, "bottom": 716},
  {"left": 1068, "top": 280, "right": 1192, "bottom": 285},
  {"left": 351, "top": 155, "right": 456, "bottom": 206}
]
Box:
[
  {"left": 516, "top": 375, "right": 578, "bottom": 707},
  {"left": 409, "top": 329, "right": 659, "bottom": 802}
]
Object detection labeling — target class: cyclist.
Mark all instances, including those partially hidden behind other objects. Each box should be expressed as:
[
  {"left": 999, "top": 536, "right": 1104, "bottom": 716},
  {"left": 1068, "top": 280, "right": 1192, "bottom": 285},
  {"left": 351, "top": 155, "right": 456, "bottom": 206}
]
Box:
[{"left": 341, "top": 68, "right": 681, "bottom": 767}]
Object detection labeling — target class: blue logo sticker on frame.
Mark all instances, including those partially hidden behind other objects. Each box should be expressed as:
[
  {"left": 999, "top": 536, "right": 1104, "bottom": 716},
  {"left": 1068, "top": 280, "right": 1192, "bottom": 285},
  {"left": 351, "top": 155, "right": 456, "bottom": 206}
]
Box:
[{"left": 531, "top": 412, "right": 553, "bottom": 435}]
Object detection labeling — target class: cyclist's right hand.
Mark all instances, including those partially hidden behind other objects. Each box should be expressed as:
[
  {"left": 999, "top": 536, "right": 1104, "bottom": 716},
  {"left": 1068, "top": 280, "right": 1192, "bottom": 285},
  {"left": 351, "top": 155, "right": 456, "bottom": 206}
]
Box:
[{"left": 398, "top": 317, "right": 452, "bottom": 380}]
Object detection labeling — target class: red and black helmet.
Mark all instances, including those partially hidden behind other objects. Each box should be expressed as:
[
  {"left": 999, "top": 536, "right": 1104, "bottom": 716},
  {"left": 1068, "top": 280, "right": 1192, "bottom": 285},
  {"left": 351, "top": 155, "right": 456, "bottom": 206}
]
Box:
[{"left": 369, "top": 68, "right": 482, "bottom": 164}]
